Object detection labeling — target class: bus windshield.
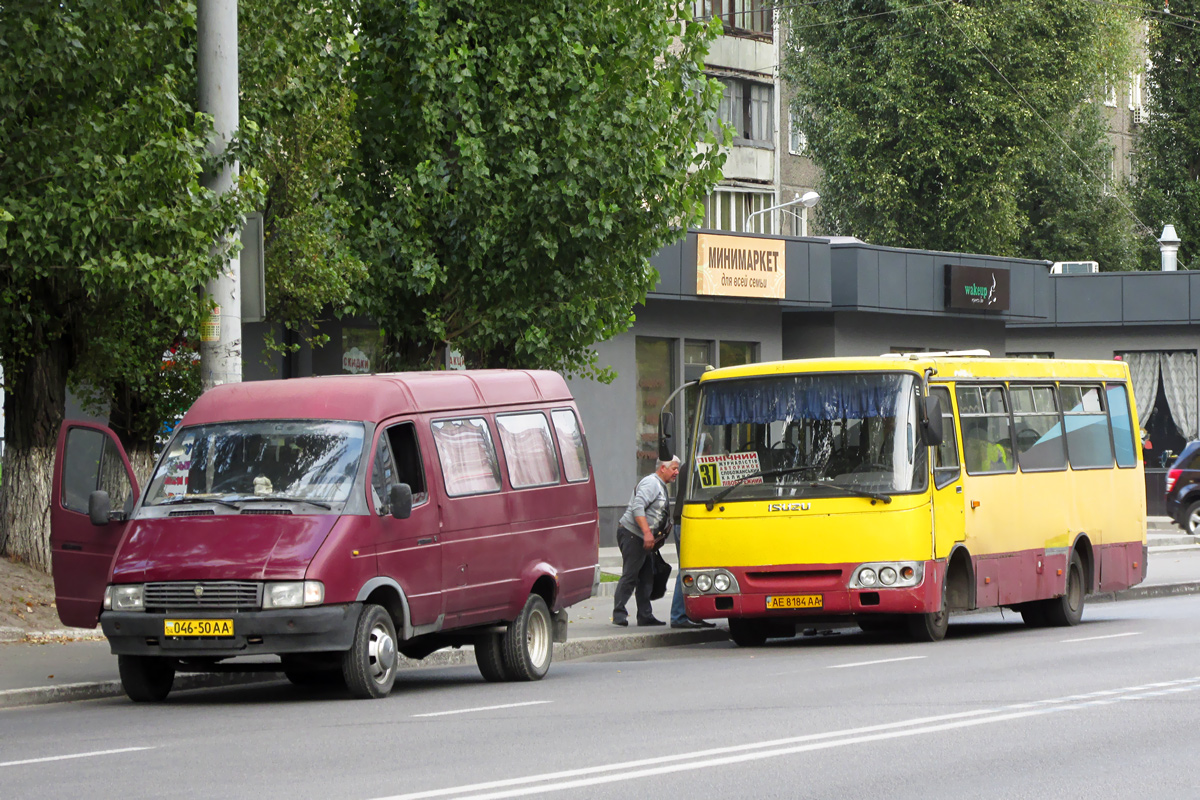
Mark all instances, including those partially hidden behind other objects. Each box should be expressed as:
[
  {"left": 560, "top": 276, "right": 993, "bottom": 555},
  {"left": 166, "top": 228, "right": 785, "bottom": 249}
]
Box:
[{"left": 689, "top": 372, "right": 928, "bottom": 503}]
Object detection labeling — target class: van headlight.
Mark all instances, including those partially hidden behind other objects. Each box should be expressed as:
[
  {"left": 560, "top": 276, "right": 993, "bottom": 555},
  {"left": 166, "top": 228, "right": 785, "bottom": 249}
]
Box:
[
  {"left": 263, "top": 581, "right": 324, "bottom": 609},
  {"left": 106, "top": 584, "right": 144, "bottom": 611}
]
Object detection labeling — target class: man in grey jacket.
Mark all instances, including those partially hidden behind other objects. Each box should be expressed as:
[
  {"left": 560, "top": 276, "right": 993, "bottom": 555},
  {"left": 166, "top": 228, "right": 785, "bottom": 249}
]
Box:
[{"left": 612, "top": 455, "right": 680, "bottom": 627}]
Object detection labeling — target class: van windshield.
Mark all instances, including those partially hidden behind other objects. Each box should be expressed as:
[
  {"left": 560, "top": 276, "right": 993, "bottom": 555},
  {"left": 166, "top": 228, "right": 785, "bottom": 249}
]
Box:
[
  {"left": 144, "top": 421, "right": 366, "bottom": 507},
  {"left": 689, "top": 372, "right": 928, "bottom": 503}
]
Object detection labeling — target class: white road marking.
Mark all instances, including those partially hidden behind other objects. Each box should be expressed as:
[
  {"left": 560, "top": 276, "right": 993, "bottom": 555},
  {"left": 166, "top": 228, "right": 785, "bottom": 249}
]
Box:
[
  {"left": 412, "top": 701, "right": 552, "bottom": 718},
  {"left": 1061, "top": 632, "right": 1142, "bottom": 643},
  {"left": 372, "top": 677, "right": 1200, "bottom": 800},
  {"left": 0, "top": 747, "right": 154, "bottom": 768},
  {"left": 827, "top": 655, "right": 926, "bottom": 669}
]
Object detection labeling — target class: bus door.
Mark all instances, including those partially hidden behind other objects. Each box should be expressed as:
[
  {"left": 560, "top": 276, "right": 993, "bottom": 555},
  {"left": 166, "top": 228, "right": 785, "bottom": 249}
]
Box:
[{"left": 929, "top": 386, "right": 964, "bottom": 559}]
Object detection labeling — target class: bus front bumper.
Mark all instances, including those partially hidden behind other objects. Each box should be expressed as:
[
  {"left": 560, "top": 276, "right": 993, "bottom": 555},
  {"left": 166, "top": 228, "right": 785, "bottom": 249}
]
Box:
[{"left": 683, "top": 560, "right": 945, "bottom": 621}]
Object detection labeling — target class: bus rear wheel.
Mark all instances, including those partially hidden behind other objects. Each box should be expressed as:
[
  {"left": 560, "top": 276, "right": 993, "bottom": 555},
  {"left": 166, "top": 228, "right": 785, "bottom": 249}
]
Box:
[
  {"left": 1042, "top": 551, "right": 1086, "bottom": 627},
  {"left": 728, "top": 618, "right": 768, "bottom": 647}
]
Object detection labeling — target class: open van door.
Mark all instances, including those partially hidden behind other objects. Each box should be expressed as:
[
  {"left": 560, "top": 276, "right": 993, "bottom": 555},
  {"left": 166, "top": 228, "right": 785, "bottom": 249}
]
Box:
[{"left": 50, "top": 422, "right": 140, "bottom": 628}]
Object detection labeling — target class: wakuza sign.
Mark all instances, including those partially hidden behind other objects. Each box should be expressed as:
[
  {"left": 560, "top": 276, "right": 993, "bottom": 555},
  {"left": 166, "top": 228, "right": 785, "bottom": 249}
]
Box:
[
  {"left": 697, "top": 234, "right": 786, "bottom": 299},
  {"left": 945, "top": 264, "right": 1010, "bottom": 311}
]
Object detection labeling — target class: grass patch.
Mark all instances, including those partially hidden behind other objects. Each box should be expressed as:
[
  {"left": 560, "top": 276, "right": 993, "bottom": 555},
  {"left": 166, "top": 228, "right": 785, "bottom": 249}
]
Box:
[{"left": 600, "top": 572, "right": 620, "bottom": 583}]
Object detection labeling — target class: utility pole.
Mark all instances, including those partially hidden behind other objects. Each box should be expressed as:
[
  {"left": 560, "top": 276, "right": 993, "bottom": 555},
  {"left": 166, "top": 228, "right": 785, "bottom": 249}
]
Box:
[{"left": 197, "top": 0, "right": 242, "bottom": 390}]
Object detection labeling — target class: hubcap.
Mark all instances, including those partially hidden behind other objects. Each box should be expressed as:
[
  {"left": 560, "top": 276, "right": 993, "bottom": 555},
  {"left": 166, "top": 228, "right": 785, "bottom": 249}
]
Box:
[
  {"left": 1189, "top": 510, "right": 1200, "bottom": 535},
  {"left": 526, "top": 608, "right": 550, "bottom": 668},
  {"left": 368, "top": 623, "right": 396, "bottom": 683}
]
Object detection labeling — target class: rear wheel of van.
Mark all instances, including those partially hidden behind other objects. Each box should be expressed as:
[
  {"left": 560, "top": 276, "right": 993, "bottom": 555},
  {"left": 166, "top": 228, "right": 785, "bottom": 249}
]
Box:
[
  {"left": 1043, "top": 551, "right": 1085, "bottom": 627},
  {"left": 501, "top": 595, "right": 552, "bottom": 681},
  {"left": 475, "top": 634, "right": 511, "bottom": 682},
  {"left": 118, "top": 655, "right": 176, "bottom": 702},
  {"left": 342, "top": 604, "right": 398, "bottom": 699}
]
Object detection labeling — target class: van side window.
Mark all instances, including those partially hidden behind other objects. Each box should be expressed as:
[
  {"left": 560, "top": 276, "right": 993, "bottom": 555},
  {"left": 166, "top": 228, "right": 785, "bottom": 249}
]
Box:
[
  {"left": 1106, "top": 383, "right": 1137, "bottom": 468},
  {"left": 957, "top": 385, "right": 1015, "bottom": 475},
  {"left": 551, "top": 409, "right": 590, "bottom": 483},
  {"left": 63, "top": 428, "right": 134, "bottom": 515},
  {"left": 431, "top": 418, "right": 502, "bottom": 496},
  {"left": 929, "top": 387, "right": 959, "bottom": 489},
  {"left": 371, "top": 423, "right": 428, "bottom": 515},
  {"left": 496, "top": 412, "right": 560, "bottom": 489},
  {"left": 1010, "top": 385, "right": 1066, "bottom": 472},
  {"left": 1061, "top": 384, "right": 1114, "bottom": 469}
]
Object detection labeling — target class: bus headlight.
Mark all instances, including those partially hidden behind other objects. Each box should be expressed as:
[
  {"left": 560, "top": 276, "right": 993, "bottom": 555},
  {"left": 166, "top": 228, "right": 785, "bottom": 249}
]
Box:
[
  {"left": 713, "top": 573, "right": 731, "bottom": 592},
  {"left": 682, "top": 570, "right": 741, "bottom": 596},
  {"left": 696, "top": 574, "right": 713, "bottom": 593},
  {"left": 852, "top": 563, "right": 923, "bottom": 589}
]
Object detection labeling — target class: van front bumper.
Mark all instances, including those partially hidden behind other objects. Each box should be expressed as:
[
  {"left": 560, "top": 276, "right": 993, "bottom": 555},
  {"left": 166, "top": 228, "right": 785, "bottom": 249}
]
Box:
[{"left": 100, "top": 603, "right": 362, "bottom": 657}]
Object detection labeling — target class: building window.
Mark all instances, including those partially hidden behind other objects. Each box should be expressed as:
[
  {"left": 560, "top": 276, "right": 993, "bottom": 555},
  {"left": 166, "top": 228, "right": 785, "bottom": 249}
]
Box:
[
  {"left": 701, "top": 190, "right": 776, "bottom": 233},
  {"left": 1104, "top": 74, "right": 1117, "bottom": 107},
  {"left": 636, "top": 337, "right": 677, "bottom": 479},
  {"left": 1006, "top": 352, "right": 1054, "bottom": 359},
  {"left": 694, "top": 0, "right": 773, "bottom": 36},
  {"left": 714, "top": 78, "right": 774, "bottom": 144},
  {"left": 788, "top": 110, "right": 807, "bottom": 156}
]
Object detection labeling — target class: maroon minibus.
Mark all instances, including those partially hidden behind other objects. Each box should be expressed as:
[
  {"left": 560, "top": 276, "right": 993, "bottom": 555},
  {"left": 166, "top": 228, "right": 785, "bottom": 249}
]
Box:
[{"left": 50, "top": 370, "right": 600, "bottom": 701}]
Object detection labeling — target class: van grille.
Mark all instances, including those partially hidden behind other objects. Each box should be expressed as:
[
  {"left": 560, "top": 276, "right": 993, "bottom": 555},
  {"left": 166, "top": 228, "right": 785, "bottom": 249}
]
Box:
[{"left": 144, "top": 581, "right": 262, "bottom": 610}]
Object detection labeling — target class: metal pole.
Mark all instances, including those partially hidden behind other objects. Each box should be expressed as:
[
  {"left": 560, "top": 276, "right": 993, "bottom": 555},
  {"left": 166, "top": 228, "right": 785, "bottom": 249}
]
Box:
[{"left": 197, "top": 0, "right": 242, "bottom": 390}]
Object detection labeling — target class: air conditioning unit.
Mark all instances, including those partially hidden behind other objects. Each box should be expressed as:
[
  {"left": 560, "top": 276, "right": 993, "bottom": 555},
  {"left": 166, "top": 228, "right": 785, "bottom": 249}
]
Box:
[{"left": 1051, "top": 261, "right": 1099, "bottom": 275}]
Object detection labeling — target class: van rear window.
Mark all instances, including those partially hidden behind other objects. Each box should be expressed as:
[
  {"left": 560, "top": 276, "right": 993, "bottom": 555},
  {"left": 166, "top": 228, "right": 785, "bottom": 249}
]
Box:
[
  {"left": 552, "top": 409, "right": 589, "bottom": 483},
  {"left": 431, "top": 418, "right": 502, "bottom": 496}
]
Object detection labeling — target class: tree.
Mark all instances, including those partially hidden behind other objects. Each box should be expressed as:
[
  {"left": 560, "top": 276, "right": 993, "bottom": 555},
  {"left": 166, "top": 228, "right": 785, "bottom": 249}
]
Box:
[
  {"left": 1131, "top": 2, "right": 1200, "bottom": 270},
  {"left": 0, "top": 1, "right": 259, "bottom": 569},
  {"left": 783, "top": 0, "right": 1137, "bottom": 264},
  {"left": 350, "top": 0, "right": 726, "bottom": 377}
]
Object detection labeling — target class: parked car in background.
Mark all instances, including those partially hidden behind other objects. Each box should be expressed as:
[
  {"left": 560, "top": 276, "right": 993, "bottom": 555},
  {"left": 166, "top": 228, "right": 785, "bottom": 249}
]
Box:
[{"left": 1166, "top": 442, "right": 1200, "bottom": 534}]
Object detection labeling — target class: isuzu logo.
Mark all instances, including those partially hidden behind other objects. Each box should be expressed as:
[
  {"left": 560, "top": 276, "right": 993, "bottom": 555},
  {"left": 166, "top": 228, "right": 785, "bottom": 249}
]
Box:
[
  {"left": 193, "top": 585, "right": 204, "bottom": 598},
  {"left": 768, "top": 502, "right": 811, "bottom": 512}
]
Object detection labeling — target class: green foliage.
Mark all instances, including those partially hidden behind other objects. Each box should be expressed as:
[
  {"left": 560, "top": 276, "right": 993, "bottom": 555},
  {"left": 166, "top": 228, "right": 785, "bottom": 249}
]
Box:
[
  {"left": 239, "top": 0, "right": 366, "bottom": 349},
  {"left": 350, "top": 0, "right": 726, "bottom": 377},
  {"left": 1131, "top": 1, "right": 1200, "bottom": 270},
  {"left": 0, "top": 1, "right": 260, "bottom": 447},
  {"left": 783, "top": 0, "right": 1137, "bottom": 264}
]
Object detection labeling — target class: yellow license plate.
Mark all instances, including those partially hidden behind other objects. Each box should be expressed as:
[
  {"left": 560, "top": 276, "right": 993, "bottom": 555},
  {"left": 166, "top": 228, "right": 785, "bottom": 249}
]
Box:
[
  {"left": 164, "top": 619, "right": 234, "bottom": 637},
  {"left": 766, "top": 595, "right": 822, "bottom": 610}
]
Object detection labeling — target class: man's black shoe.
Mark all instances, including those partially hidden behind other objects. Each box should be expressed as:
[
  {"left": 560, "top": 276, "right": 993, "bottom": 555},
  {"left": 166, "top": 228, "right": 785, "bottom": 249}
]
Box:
[
  {"left": 637, "top": 617, "right": 666, "bottom": 627},
  {"left": 671, "top": 619, "right": 716, "bottom": 629},
  {"left": 612, "top": 618, "right": 629, "bottom": 627}
]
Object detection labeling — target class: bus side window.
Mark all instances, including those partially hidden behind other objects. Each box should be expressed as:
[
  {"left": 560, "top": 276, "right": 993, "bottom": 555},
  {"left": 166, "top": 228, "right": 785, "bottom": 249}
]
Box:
[
  {"left": 930, "top": 386, "right": 959, "bottom": 489},
  {"left": 957, "top": 385, "right": 1016, "bottom": 475}
]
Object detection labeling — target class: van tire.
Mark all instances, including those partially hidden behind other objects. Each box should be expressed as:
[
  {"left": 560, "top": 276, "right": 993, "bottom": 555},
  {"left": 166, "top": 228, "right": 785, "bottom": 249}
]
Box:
[
  {"left": 475, "top": 634, "right": 511, "bottom": 682},
  {"left": 118, "top": 655, "right": 175, "bottom": 702},
  {"left": 501, "top": 595, "right": 553, "bottom": 681},
  {"left": 1043, "top": 551, "right": 1086, "bottom": 627},
  {"left": 342, "top": 604, "right": 398, "bottom": 699},
  {"left": 728, "top": 619, "right": 768, "bottom": 647}
]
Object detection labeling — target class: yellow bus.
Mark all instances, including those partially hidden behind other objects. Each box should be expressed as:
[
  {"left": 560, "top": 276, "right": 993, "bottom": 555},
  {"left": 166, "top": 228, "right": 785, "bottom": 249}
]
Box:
[{"left": 676, "top": 352, "right": 1147, "bottom": 644}]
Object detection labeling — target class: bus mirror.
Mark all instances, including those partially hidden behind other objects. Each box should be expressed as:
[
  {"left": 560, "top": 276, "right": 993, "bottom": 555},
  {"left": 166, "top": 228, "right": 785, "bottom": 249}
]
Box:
[
  {"left": 388, "top": 483, "right": 413, "bottom": 520},
  {"left": 923, "top": 396, "right": 944, "bottom": 446},
  {"left": 658, "top": 411, "right": 675, "bottom": 462}
]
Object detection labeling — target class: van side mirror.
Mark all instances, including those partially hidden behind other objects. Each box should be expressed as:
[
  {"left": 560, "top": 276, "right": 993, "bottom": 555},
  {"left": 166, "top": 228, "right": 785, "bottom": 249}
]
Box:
[
  {"left": 922, "top": 396, "right": 944, "bottom": 446},
  {"left": 388, "top": 483, "right": 413, "bottom": 520},
  {"left": 88, "top": 490, "right": 112, "bottom": 526},
  {"left": 658, "top": 411, "right": 675, "bottom": 462}
]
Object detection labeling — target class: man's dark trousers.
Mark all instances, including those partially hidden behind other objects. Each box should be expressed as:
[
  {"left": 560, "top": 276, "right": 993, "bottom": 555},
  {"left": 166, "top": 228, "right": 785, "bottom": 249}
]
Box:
[{"left": 612, "top": 527, "right": 655, "bottom": 624}]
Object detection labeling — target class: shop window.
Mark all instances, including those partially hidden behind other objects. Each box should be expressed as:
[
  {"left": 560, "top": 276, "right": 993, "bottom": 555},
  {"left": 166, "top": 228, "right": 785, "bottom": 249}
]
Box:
[
  {"left": 957, "top": 385, "right": 1016, "bottom": 475},
  {"left": 1060, "top": 385, "right": 1114, "bottom": 470},
  {"left": 497, "top": 412, "right": 561, "bottom": 489},
  {"left": 431, "top": 418, "right": 502, "bottom": 496},
  {"left": 551, "top": 409, "right": 590, "bottom": 483},
  {"left": 720, "top": 341, "right": 757, "bottom": 368},
  {"left": 1010, "top": 385, "right": 1067, "bottom": 472},
  {"left": 636, "top": 338, "right": 677, "bottom": 480}
]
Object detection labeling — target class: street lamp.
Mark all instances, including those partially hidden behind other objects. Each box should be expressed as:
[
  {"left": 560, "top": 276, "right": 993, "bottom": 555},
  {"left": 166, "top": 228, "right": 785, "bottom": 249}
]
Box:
[{"left": 745, "top": 191, "right": 820, "bottom": 236}]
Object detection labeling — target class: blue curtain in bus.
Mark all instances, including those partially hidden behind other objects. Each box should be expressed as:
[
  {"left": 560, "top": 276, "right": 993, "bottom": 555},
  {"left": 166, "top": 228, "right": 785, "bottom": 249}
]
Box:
[{"left": 703, "top": 375, "right": 902, "bottom": 425}]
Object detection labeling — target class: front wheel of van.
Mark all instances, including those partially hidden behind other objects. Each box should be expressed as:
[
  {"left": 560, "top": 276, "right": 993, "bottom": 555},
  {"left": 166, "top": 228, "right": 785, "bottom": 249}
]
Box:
[
  {"left": 502, "top": 595, "right": 553, "bottom": 681},
  {"left": 342, "top": 604, "right": 398, "bottom": 699},
  {"left": 118, "top": 655, "right": 176, "bottom": 702}
]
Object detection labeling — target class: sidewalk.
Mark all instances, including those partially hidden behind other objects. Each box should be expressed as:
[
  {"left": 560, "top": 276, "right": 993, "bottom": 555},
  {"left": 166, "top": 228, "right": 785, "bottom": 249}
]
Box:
[{"left": 3, "top": 521, "right": 1196, "bottom": 709}]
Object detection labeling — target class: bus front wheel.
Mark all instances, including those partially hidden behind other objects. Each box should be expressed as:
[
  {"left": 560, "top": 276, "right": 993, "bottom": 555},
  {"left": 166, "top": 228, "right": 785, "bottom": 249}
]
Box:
[
  {"left": 1043, "top": 552, "right": 1085, "bottom": 627},
  {"left": 728, "top": 619, "right": 768, "bottom": 647},
  {"left": 907, "top": 580, "right": 949, "bottom": 642}
]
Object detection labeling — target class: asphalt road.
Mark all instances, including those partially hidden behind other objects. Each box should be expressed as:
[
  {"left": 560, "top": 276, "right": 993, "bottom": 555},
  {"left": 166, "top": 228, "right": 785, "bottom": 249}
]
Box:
[{"left": 4, "top": 595, "right": 1200, "bottom": 800}]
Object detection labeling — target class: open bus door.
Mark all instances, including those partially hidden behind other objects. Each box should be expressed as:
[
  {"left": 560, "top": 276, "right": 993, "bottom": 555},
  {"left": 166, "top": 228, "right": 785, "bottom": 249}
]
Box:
[{"left": 50, "top": 422, "right": 140, "bottom": 628}]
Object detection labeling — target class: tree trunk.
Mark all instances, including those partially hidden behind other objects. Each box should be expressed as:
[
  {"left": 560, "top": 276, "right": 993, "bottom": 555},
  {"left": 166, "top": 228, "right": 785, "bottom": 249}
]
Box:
[{"left": 0, "top": 338, "right": 72, "bottom": 572}]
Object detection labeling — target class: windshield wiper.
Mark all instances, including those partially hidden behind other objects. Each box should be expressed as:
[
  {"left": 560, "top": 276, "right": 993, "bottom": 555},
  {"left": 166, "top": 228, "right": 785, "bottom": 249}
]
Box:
[
  {"left": 227, "top": 495, "right": 333, "bottom": 510},
  {"left": 705, "top": 466, "right": 819, "bottom": 510},
  {"left": 158, "top": 496, "right": 241, "bottom": 510},
  {"left": 789, "top": 481, "right": 892, "bottom": 504}
]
